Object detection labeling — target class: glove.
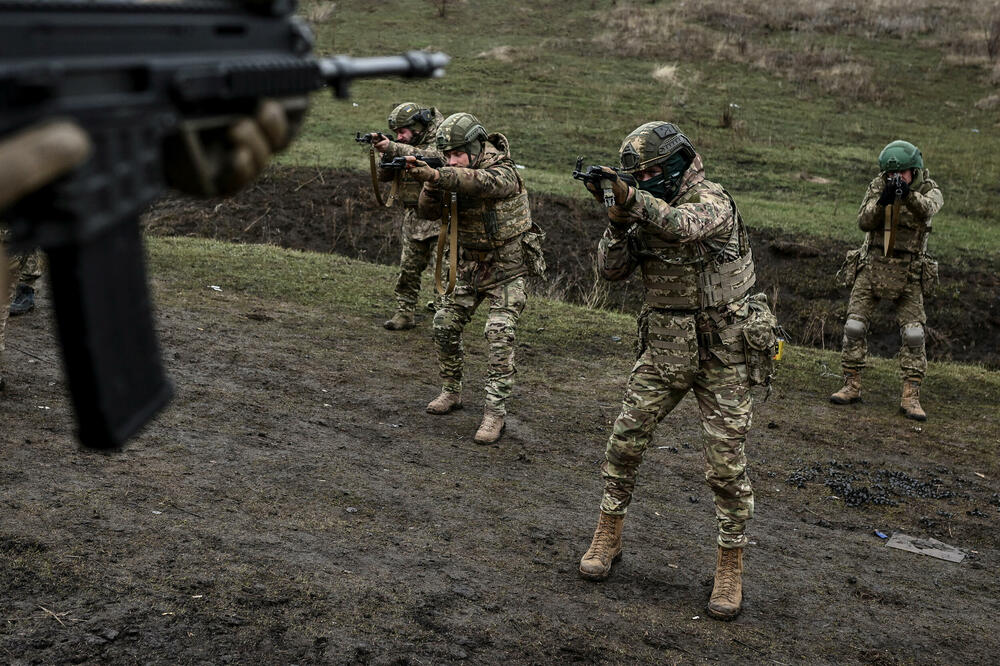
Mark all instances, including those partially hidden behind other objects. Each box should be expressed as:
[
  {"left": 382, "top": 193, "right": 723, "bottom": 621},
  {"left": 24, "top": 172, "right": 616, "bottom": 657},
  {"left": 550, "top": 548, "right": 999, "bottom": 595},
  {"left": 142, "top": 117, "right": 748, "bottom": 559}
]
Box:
[
  {"left": 602, "top": 167, "right": 631, "bottom": 206},
  {"left": 0, "top": 120, "right": 91, "bottom": 211},
  {"left": 878, "top": 175, "right": 910, "bottom": 207},
  {"left": 165, "top": 97, "right": 303, "bottom": 196},
  {"left": 583, "top": 168, "right": 630, "bottom": 206},
  {"left": 405, "top": 157, "right": 440, "bottom": 184}
]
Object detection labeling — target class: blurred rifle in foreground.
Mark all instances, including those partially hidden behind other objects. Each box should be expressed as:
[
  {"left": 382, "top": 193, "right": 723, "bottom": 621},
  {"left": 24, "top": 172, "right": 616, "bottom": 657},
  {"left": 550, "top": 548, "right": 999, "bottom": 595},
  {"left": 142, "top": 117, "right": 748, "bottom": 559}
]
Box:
[
  {"left": 572, "top": 157, "right": 636, "bottom": 208},
  {"left": 0, "top": 0, "right": 448, "bottom": 449}
]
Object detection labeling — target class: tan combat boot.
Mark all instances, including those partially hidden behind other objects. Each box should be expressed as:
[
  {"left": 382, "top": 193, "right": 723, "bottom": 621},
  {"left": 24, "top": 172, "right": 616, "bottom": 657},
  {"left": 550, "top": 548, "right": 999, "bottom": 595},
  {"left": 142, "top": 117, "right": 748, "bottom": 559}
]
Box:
[
  {"left": 426, "top": 391, "right": 462, "bottom": 414},
  {"left": 473, "top": 408, "right": 504, "bottom": 444},
  {"left": 383, "top": 311, "right": 415, "bottom": 330},
  {"left": 830, "top": 369, "right": 862, "bottom": 405},
  {"left": 900, "top": 379, "right": 927, "bottom": 421},
  {"left": 579, "top": 512, "right": 624, "bottom": 581},
  {"left": 707, "top": 546, "right": 743, "bottom": 620}
]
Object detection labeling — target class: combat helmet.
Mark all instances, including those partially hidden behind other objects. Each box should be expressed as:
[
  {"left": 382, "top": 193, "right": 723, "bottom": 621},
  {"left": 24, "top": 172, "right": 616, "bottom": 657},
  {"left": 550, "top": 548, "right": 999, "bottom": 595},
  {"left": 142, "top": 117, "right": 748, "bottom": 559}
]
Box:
[
  {"left": 878, "top": 140, "right": 923, "bottom": 172},
  {"left": 436, "top": 112, "right": 488, "bottom": 161},
  {"left": 387, "top": 102, "right": 435, "bottom": 140},
  {"left": 619, "top": 122, "right": 696, "bottom": 201}
]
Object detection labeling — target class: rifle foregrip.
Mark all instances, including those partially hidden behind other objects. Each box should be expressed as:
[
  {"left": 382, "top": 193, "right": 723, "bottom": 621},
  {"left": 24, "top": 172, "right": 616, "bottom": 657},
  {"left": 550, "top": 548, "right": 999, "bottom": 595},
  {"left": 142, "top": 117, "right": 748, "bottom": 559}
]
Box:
[{"left": 46, "top": 217, "right": 173, "bottom": 450}]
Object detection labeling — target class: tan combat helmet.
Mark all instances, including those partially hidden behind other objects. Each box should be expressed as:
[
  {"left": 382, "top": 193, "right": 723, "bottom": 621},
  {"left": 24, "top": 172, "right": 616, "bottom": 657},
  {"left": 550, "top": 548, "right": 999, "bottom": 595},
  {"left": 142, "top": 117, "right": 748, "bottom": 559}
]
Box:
[
  {"left": 435, "top": 112, "right": 488, "bottom": 162},
  {"left": 619, "top": 122, "right": 697, "bottom": 201},
  {"left": 387, "top": 102, "right": 435, "bottom": 142}
]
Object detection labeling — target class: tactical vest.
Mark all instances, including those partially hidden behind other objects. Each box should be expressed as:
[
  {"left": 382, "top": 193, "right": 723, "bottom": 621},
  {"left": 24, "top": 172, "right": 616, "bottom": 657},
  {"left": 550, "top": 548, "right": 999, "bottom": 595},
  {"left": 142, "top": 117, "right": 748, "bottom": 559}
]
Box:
[
  {"left": 637, "top": 184, "right": 756, "bottom": 311},
  {"left": 866, "top": 174, "right": 935, "bottom": 255},
  {"left": 455, "top": 189, "right": 532, "bottom": 251}
]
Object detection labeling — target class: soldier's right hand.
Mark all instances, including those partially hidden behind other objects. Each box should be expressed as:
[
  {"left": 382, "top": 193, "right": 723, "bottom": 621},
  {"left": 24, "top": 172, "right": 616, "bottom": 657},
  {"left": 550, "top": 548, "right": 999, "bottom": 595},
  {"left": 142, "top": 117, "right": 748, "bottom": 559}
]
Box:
[
  {"left": 877, "top": 182, "right": 896, "bottom": 207},
  {"left": 0, "top": 120, "right": 92, "bottom": 212}
]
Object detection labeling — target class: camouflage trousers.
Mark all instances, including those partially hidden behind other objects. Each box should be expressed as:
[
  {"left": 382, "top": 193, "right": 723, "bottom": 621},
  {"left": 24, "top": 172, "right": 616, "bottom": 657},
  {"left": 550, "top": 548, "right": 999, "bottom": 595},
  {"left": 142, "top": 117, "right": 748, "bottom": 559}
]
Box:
[
  {"left": 393, "top": 235, "right": 436, "bottom": 312},
  {"left": 0, "top": 249, "right": 33, "bottom": 354},
  {"left": 840, "top": 262, "right": 926, "bottom": 379},
  {"left": 601, "top": 347, "right": 754, "bottom": 548},
  {"left": 433, "top": 276, "right": 526, "bottom": 415}
]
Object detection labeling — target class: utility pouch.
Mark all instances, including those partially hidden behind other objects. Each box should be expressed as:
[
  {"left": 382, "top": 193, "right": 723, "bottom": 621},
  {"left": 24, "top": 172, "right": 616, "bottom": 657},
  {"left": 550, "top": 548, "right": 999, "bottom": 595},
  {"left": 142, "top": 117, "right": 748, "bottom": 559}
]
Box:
[
  {"left": 742, "top": 293, "right": 781, "bottom": 387},
  {"left": 519, "top": 222, "right": 547, "bottom": 277},
  {"left": 868, "top": 256, "right": 908, "bottom": 300},
  {"left": 836, "top": 248, "right": 864, "bottom": 288},
  {"left": 646, "top": 310, "right": 699, "bottom": 387},
  {"left": 920, "top": 255, "right": 939, "bottom": 293}
]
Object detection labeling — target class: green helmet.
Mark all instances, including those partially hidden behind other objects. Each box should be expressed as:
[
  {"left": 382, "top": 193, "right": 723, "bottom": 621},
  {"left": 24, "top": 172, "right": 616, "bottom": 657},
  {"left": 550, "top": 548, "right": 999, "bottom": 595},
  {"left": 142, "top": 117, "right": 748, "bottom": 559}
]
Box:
[
  {"left": 435, "top": 112, "right": 488, "bottom": 159},
  {"left": 387, "top": 102, "right": 434, "bottom": 135},
  {"left": 878, "top": 140, "right": 923, "bottom": 172},
  {"left": 619, "top": 122, "right": 696, "bottom": 174}
]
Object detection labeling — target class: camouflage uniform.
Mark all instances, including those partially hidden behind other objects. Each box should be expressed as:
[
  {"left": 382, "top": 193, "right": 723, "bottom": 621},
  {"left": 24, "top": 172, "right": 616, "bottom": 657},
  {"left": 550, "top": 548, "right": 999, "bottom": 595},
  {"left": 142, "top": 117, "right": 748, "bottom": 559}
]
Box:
[
  {"left": 597, "top": 154, "right": 757, "bottom": 549},
  {"left": 417, "top": 133, "right": 544, "bottom": 415},
  {"left": 840, "top": 170, "right": 943, "bottom": 379},
  {"left": 0, "top": 248, "right": 31, "bottom": 372},
  {"left": 377, "top": 108, "right": 446, "bottom": 313}
]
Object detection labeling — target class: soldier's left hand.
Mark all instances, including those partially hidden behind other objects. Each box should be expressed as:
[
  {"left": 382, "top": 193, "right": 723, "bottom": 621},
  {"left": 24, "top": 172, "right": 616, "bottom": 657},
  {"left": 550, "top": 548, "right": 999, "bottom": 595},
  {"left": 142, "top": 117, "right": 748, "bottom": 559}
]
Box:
[
  {"left": 404, "top": 156, "right": 440, "bottom": 183},
  {"left": 600, "top": 167, "right": 631, "bottom": 206},
  {"left": 372, "top": 133, "right": 391, "bottom": 153}
]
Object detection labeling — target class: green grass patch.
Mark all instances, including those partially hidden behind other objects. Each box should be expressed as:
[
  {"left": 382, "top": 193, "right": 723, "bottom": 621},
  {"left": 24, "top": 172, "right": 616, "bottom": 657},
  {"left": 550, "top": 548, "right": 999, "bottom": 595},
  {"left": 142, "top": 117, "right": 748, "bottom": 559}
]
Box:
[
  {"left": 146, "top": 236, "right": 1000, "bottom": 454},
  {"left": 283, "top": 0, "right": 999, "bottom": 260}
]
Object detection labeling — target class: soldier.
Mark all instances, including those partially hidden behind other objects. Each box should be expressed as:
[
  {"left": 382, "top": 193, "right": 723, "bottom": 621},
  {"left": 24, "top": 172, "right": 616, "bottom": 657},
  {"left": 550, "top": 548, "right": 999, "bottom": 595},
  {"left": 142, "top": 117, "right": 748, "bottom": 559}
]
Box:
[
  {"left": 576, "top": 122, "right": 767, "bottom": 621},
  {"left": 365, "top": 102, "right": 445, "bottom": 330},
  {"left": 8, "top": 249, "right": 43, "bottom": 316},
  {"left": 405, "top": 112, "right": 544, "bottom": 444},
  {"left": 830, "top": 140, "right": 943, "bottom": 421}
]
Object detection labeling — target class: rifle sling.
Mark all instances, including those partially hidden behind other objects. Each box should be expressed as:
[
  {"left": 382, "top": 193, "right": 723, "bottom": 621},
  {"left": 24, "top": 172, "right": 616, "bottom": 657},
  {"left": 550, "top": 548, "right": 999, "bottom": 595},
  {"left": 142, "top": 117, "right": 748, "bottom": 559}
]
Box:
[
  {"left": 434, "top": 192, "right": 458, "bottom": 296},
  {"left": 367, "top": 146, "right": 400, "bottom": 208},
  {"left": 883, "top": 200, "right": 900, "bottom": 256}
]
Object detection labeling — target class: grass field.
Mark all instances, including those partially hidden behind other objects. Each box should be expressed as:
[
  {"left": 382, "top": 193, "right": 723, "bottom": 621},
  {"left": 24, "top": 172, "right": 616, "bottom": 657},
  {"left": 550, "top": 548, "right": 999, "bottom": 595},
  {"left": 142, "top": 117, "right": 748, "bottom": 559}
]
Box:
[
  {"left": 148, "top": 235, "right": 1000, "bottom": 456},
  {"left": 283, "top": 0, "right": 1000, "bottom": 259}
]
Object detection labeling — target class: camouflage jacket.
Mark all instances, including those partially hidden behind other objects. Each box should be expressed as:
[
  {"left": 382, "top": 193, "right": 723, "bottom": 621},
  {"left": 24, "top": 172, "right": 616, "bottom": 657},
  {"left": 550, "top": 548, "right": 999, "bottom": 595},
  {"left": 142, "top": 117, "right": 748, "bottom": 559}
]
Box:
[
  {"left": 856, "top": 169, "right": 943, "bottom": 258},
  {"left": 598, "top": 154, "right": 755, "bottom": 313},
  {"left": 417, "top": 133, "right": 543, "bottom": 289},
  {"left": 376, "top": 108, "right": 445, "bottom": 240}
]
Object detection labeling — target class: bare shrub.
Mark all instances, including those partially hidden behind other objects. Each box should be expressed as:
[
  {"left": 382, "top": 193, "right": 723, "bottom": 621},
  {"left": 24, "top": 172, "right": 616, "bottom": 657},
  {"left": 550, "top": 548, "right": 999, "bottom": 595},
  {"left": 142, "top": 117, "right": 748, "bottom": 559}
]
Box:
[
  {"left": 988, "top": 15, "right": 1000, "bottom": 60},
  {"left": 305, "top": 1, "right": 336, "bottom": 26},
  {"left": 476, "top": 46, "right": 517, "bottom": 62},
  {"left": 974, "top": 92, "right": 1000, "bottom": 109}
]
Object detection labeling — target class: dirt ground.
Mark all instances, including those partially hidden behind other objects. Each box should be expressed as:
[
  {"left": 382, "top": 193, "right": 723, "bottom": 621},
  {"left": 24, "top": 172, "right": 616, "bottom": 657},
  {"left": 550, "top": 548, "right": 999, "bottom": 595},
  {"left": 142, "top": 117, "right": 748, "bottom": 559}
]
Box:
[
  {"left": 1, "top": 220, "right": 998, "bottom": 664},
  {"left": 144, "top": 167, "right": 1000, "bottom": 369}
]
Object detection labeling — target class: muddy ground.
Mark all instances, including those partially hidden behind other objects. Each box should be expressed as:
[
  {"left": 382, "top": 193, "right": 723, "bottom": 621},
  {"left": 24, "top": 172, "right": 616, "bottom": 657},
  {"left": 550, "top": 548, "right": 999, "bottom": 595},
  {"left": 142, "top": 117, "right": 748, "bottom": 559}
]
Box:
[
  {"left": 144, "top": 167, "right": 1000, "bottom": 368},
  {"left": 0, "top": 168, "right": 997, "bottom": 664}
]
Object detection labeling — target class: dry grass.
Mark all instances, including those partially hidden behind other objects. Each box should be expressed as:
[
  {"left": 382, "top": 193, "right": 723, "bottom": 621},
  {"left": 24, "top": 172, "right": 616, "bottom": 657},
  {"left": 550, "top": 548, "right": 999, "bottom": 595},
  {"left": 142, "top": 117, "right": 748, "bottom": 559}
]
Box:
[{"left": 595, "top": 0, "right": 999, "bottom": 102}]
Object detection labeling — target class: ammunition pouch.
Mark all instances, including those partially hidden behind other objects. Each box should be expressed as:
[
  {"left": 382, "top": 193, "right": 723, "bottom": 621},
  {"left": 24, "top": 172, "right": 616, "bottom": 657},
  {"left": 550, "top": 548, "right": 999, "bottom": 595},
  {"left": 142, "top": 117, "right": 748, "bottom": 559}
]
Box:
[
  {"left": 837, "top": 248, "right": 864, "bottom": 288},
  {"left": 919, "top": 255, "right": 939, "bottom": 293},
  {"left": 867, "top": 255, "right": 910, "bottom": 300},
  {"left": 519, "top": 222, "right": 547, "bottom": 277},
  {"left": 742, "top": 293, "right": 781, "bottom": 387}
]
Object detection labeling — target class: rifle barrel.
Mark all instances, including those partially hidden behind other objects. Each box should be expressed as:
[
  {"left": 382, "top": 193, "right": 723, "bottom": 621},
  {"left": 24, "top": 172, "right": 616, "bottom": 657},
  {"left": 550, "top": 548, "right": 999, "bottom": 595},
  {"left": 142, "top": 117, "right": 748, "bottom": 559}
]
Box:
[{"left": 319, "top": 51, "right": 450, "bottom": 97}]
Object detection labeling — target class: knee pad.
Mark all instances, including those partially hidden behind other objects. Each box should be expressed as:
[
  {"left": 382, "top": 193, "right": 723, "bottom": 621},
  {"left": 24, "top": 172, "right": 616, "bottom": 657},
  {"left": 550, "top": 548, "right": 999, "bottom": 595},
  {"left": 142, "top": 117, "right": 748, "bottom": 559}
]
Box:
[
  {"left": 902, "top": 323, "right": 925, "bottom": 349},
  {"left": 844, "top": 316, "right": 867, "bottom": 341}
]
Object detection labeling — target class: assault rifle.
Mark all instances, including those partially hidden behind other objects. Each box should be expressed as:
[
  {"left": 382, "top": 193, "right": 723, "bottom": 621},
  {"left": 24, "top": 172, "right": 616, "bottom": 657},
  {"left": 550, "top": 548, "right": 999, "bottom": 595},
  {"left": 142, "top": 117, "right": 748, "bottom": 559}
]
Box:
[
  {"left": 572, "top": 157, "right": 636, "bottom": 207},
  {"left": 355, "top": 131, "right": 389, "bottom": 144},
  {"left": 0, "top": 0, "right": 449, "bottom": 450},
  {"left": 380, "top": 155, "right": 445, "bottom": 170}
]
